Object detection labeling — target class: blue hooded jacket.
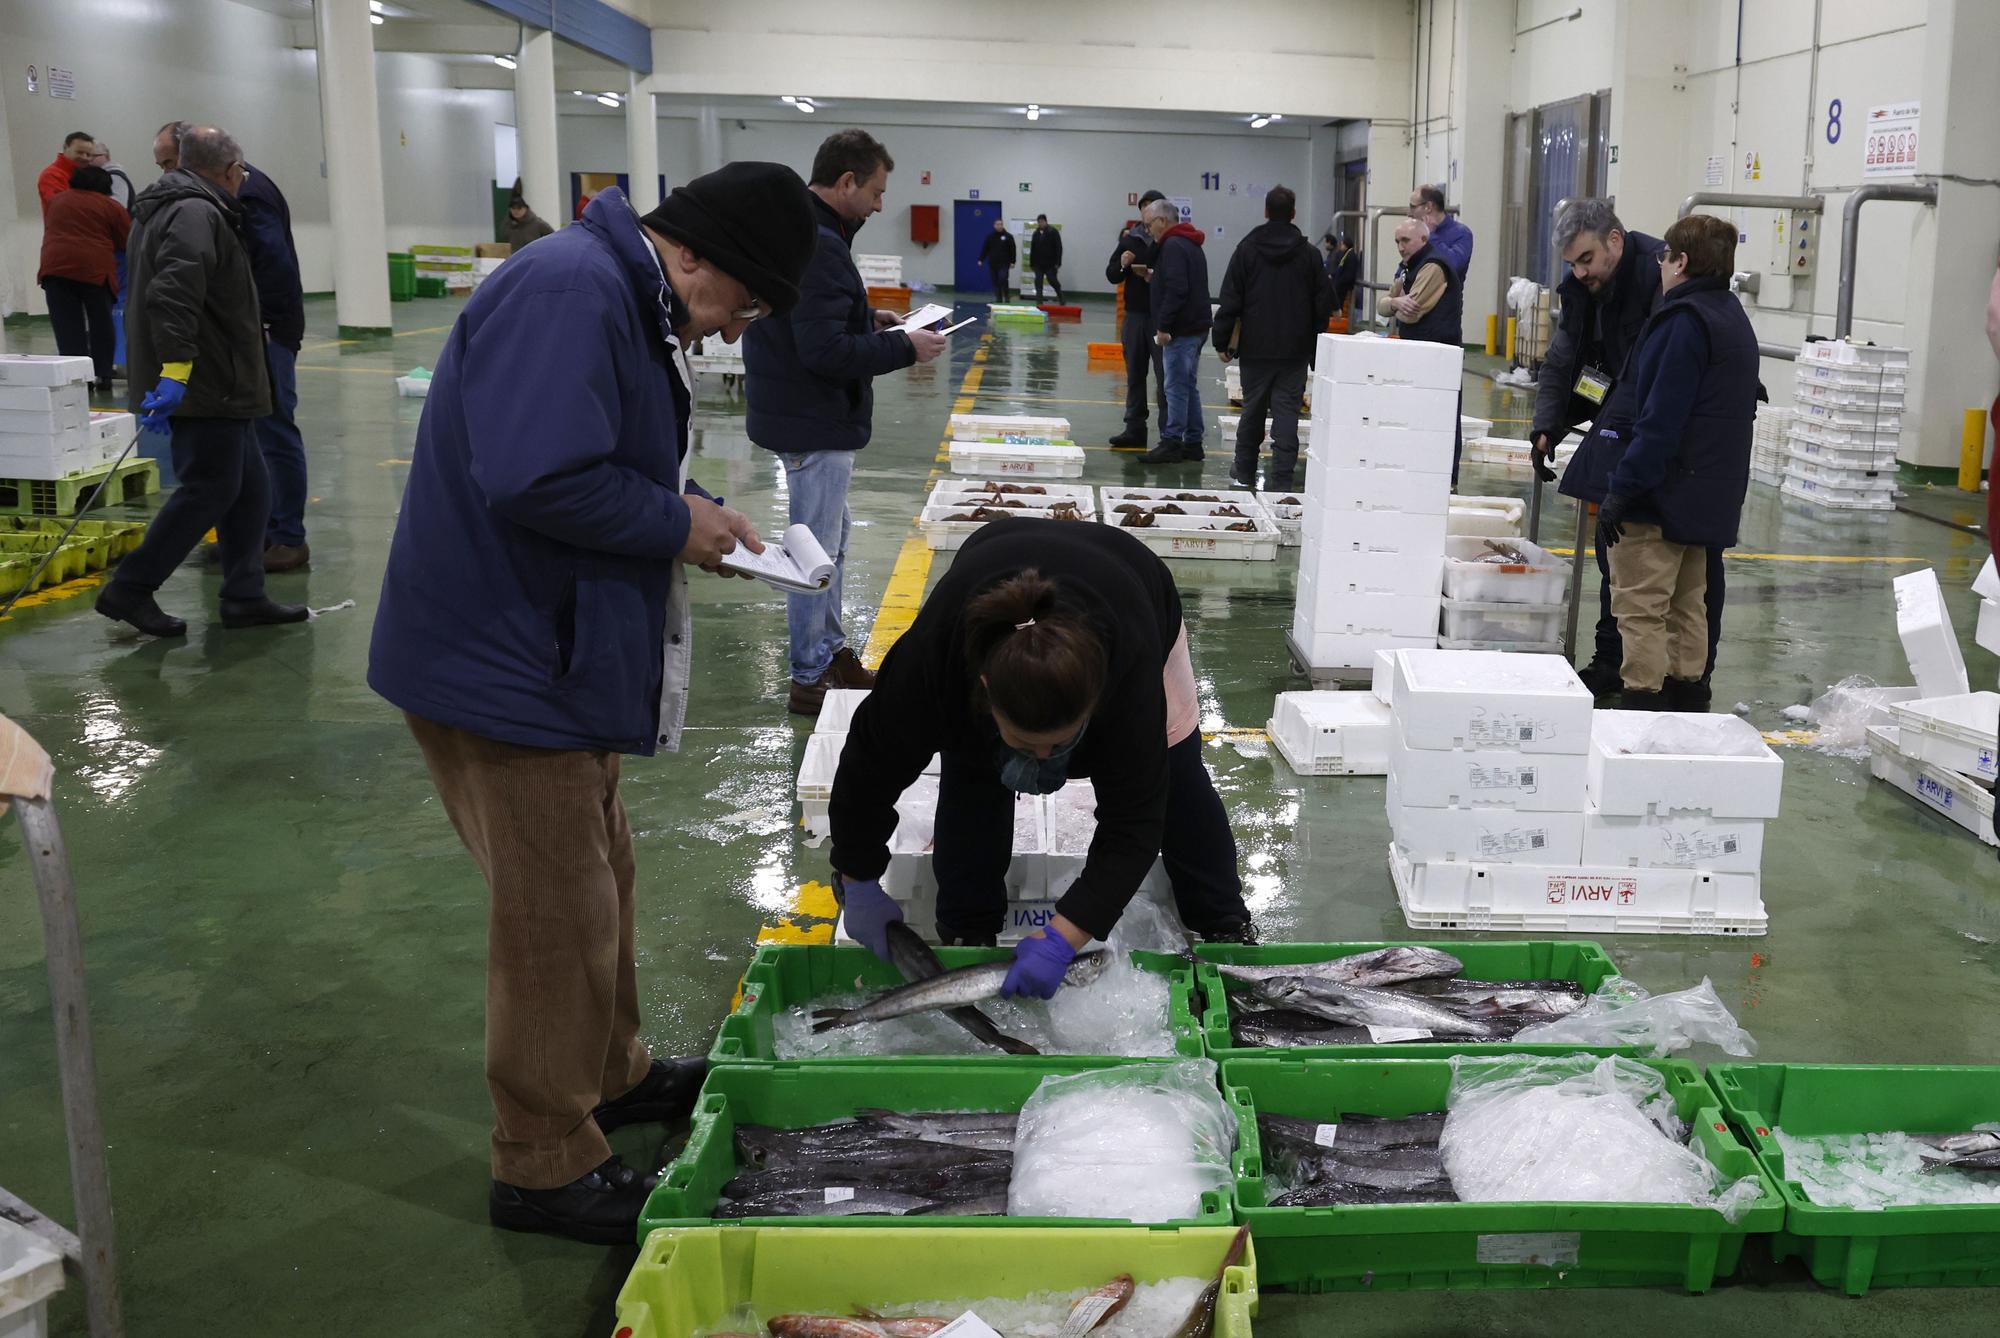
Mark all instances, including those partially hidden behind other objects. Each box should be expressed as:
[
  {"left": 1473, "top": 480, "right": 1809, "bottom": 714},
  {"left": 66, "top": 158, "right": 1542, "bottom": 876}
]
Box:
[{"left": 368, "top": 188, "right": 711, "bottom": 756}]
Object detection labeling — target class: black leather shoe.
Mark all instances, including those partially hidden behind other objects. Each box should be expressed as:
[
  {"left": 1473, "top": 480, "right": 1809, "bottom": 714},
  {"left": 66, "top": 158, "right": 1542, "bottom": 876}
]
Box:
[
  {"left": 1229, "top": 473, "right": 1257, "bottom": 491},
  {"left": 219, "top": 597, "right": 309, "bottom": 628},
  {"left": 1664, "top": 677, "right": 1713, "bottom": 712},
  {"left": 593, "top": 1057, "right": 708, "bottom": 1133},
  {"left": 936, "top": 927, "right": 1000, "bottom": 948},
  {"left": 1617, "top": 688, "right": 1669, "bottom": 711},
  {"left": 489, "top": 1155, "right": 658, "bottom": 1245},
  {"left": 1109, "top": 431, "right": 1147, "bottom": 451},
  {"left": 1140, "top": 440, "right": 1186, "bottom": 465},
  {"left": 1576, "top": 658, "right": 1623, "bottom": 700},
  {"left": 1184, "top": 445, "right": 1205, "bottom": 462},
  {"left": 1200, "top": 918, "right": 1260, "bottom": 945},
  {"left": 95, "top": 587, "right": 187, "bottom": 638}
]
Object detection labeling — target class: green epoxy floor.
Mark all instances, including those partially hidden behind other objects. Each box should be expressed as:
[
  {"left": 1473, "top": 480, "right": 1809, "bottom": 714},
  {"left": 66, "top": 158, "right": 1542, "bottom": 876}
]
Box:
[{"left": 2, "top": 294, "right": 1996, "bottom": 1337}]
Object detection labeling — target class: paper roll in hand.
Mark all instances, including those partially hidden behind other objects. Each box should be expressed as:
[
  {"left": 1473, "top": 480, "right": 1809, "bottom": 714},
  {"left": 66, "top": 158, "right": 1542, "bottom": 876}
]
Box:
[{"left": 718, "top": 522, "right": 836, "bottom": 593}]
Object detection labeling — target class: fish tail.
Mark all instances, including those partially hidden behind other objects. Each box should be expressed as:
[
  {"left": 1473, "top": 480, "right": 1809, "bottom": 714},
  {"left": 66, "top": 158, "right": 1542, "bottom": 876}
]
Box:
[
  {"left": 996, "top": 1034, "right": 1043, "bottom": 1056},
  {"left": 809, "top": 1011, "right": 850, "bottom": 1034}
]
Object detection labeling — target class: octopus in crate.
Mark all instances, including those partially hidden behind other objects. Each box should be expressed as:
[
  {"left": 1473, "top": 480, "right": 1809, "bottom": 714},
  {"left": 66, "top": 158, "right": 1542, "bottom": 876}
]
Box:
[{"left": 1118, "top": 510, "right": 1157, "bottom": 528}]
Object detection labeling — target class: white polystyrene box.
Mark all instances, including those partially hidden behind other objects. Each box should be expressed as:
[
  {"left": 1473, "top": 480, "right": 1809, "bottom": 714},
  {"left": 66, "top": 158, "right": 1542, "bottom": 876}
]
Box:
[
  {"left": 1974, "top": 557, "right": 2000, "bottom": 602},
  {"left": 1315, "top": 332, "right": 1464, "bottom": 389},
  {"left": 1580, "top": 804, "right": 1766, "bottom": 874},
  {"left": 0, "top": 354, "right": 93, "bottom": 387},
  {"left": 1304, "top": 464, "right": 1451, "bottom": 516},
  {"left": 1389, "top": 843, "right": 1768, "bottom": 936},
  {"left": 1387, "top": 776, "right": 1586, "bottom": 864},
  {"left": 1294, "top": 628, "right": 1436, "bottom": 672},
  {"left": 1390, "top": 649, "right": 1594, "bottom": 755},
  {"left": 1372, "top": 650, "right": 1398, "bottom": 704},
  {"left": 0, "top": 430, "right": 94, "bottom": 481},
  {"left": 1293, "top": 581, "right": 1441, "bottom": 639},
  {"left": 1306, "top": 418, "right": 1456, "bottom": 474},
  {"left": 1585, "top": 710, "right": 1784, "bottom": 818},
  {"left": 0, "top": 382, "right": 90, "bottom": 413},
  {"left": 1311, "top": 380, "right": 1460, "bottom": 435},
  {"left": 0, "top": 400, "right": 91, "bottom": 436},
  {"left": 1893, "top": 568, "right": 1970, "bottom": 700},
  {"left": 1269, "top": 690, "right": 1394, "bottom": 776},
  {"left": 1300, "top": 546, "right": 1444, "bottom": 601},
  {"left": 1977, "top": 599, "right": 2000, "bottom": 656},
  {"left": 1388, "top": 733, "right": 1589, "bottom": 812},
  {"left": 1298, "top": 506, "right": 1450, "bottom": 559}
]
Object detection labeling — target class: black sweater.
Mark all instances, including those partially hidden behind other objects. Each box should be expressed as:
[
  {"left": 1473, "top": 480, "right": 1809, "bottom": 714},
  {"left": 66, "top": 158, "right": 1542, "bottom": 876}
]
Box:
[{"left": 829, "top": 519, "right": 1184, "bottom": 937}]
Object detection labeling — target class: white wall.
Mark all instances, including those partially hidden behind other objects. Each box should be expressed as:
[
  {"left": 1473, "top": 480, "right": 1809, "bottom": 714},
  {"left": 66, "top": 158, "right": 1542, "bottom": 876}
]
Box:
[
  {"left": 2, "top": 0, "right": 511, "bottom": 317},
  {"left": 1510, "top": 0, "right": 1617, "bottom": 109}
]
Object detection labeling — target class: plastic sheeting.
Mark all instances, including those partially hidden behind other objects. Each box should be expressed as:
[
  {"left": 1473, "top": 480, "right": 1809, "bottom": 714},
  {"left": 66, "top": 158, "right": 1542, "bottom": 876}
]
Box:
[{"left": 1510, "top": 976, "right": 1757, "bottom": 1057}]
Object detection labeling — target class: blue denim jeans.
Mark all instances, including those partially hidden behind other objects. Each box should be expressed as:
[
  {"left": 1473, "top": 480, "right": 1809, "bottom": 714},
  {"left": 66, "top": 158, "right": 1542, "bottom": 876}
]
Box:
[
  {"left": 1160, "top": 333, "right": 1207, "bottom": 446},
  {"left": 256, "top": 339, "right": 308, "bottom": 546},
  {"left": 781, "top": 449, "right": 854, "bottom": 683}
]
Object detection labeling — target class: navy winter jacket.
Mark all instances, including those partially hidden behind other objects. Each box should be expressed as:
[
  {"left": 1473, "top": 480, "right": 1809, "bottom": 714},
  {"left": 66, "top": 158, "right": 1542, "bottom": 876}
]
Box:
[
  {"left": 742, "top": 195, "right": 916, "bottom": 454},
  {"left": 238, "top": 163, "right": 304, "bottom": 352},
  {"left": 1551, "top": 231, "right": 1667, "bottom": 504},
  {"left": 1151, "top": 225, "right": 1212, "bottom": 337},
  {"left": 368, "top": 188, "right": 710, "bottom": 755},
  {"left": 1603, "top": 277, "right": 1761, "bottom": 549}
]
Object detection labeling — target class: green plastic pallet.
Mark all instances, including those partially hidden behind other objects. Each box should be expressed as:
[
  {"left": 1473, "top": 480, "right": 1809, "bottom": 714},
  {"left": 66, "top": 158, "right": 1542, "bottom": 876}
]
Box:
[
  {"left": 1708, "top": 1062, "right": 2000, "bottom": 1295},
  {"left": 614, "top": 1224, "right": 1258, "bottom": 1338},
  {"left": 639, "top": 1060, "right": 1245, "bottom": 1239},
  {"left": 0, "top": 457, "right": 159, "bottom": 517},
  {"left": 1224, "top": 1055, "right": 1783, "bottom": 1292},
  {"left": 1195, "top": 940, "right": 1628, "bottom": 1061},
  {"left": 712, "top": 943, "right": 1201, "bottom": 1066}
]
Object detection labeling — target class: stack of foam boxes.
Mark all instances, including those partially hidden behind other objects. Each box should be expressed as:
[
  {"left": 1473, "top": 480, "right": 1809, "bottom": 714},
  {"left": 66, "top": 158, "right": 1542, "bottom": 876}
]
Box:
[
  {"left": 0, "top": 355, "right": 133, "bottom": 481},
  {"left": 1292, "top": 334, "right": 1460, "bottom": 675}
]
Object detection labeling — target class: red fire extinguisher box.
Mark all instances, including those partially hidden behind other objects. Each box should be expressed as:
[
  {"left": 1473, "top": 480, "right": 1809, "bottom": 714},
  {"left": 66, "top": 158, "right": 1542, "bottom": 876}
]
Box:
[{"left": 910, "top": 204, "right": 940, "bottom": 245}]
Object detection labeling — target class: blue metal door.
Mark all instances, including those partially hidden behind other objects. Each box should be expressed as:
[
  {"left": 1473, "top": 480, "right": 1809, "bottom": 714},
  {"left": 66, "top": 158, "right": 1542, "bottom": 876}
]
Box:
[{"left": 954, "top": 199, "right": 1001, "bottom": 290}]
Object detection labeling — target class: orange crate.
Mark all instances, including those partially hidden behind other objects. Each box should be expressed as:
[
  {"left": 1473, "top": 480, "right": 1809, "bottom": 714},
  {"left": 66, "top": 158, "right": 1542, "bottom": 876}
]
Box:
[
  {"left": 866, "top": 284, "right": 911, "bottom": 312},
  {"left": 1327, "top": 314, "right": 1350, "bottom": 334},
  {"left": 1086, "top": 341, "right": 1124, "bottom": 364}
]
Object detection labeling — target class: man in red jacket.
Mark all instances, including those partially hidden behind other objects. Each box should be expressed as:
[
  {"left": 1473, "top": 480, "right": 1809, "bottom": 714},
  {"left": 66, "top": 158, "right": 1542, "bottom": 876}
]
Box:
[{"left": 37, "top": 131, "right": 95, "bottom": 216}]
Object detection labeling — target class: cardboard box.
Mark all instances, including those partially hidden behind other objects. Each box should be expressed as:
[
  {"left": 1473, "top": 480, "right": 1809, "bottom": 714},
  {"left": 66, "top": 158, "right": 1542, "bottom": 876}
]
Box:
[{"left": 474, "top": 241, "right": 513, "bottom": 258}]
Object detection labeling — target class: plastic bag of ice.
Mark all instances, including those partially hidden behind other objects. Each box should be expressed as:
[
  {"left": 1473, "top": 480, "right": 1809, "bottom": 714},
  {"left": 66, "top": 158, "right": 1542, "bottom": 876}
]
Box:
[
  {"left": 1511, "top": 976, "right": 1756, "bottom": 1057},
  {"left": 1008, "top": 1060, "right": 1237, "bottom": 1222},
  {"left": 1631, "top": 714, "right": 1767, "bottom": 757},
  {"left": 1805, "top": 674, "right": 1900, "bottom": 753},
  {"left": 1441, "top": 1054, "right": 1764, "bottom": 1221}
]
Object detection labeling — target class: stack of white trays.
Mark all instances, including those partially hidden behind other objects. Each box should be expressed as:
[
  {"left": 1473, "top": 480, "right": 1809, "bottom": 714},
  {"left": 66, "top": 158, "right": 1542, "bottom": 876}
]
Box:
[
  {"left": 0, "top": 355, "right": 101, "bottom": 480},
  {"left": 946, "top": 414, "right": 1084, "bottom": 478},
  {"left": 1751, "top": 404, "right": 1792, "bottom": 486},
  {"left": 1781, "top": 341, "right": 1906, "bottom": 510},
  {"left": 854, "top": 253, "right": 904, "bottom": 287}
]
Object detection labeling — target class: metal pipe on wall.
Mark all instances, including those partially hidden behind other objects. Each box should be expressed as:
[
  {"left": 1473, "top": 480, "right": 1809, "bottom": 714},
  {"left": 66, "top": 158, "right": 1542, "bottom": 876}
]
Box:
[
  {"left": 1678, "top": 191, "right": 1823, "bottom": 219},
  {"left": 1835, "top": 183, "right": 1939, "bottom": 339}
]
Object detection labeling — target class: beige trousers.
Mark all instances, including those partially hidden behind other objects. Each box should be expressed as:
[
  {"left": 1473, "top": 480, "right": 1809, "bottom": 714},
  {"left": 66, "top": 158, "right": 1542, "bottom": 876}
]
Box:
[{"left": 1608, "top": 523, "right": 1709, "bottom": 692}]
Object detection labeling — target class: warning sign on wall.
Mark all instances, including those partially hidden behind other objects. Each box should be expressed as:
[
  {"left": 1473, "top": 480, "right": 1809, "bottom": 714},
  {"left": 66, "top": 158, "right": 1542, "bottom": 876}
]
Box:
[{"left": 1863, "top": 102, "right": 1920, "bottom": 178}]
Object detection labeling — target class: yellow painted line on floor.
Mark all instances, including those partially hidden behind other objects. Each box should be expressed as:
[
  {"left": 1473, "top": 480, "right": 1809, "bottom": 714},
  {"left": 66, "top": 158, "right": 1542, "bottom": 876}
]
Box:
[
  {"left": 300, "top": 323, "right": 456, "bottom": 352},
  {"left": 1546, "top": 547, "right": 1927, "bottom": 565},
  {"left": 0, "top": 572, "right": 104, "bottom": 617}
]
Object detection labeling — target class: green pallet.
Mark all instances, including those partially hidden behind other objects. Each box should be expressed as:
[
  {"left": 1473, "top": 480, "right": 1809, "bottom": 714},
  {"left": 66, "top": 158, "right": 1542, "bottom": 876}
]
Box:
[
  {"left": 3, "top": 516, "right": 146, "bottom": 559},
  {"left": 614, "top": 1224, "right": 1258, "bottom": 1338},
  {"left": 1195, "top": 940, "right": 1628, "bottom": 1061},
  {"left": 640, "top": 1060, "right": 1244, "bottom": 1239},
  {"left": 1224, "top": 1056, "right": 1783, "bottom": 1293},
  {"left": 1707, "top": 1062, "right": 2000, "bottom": 1295},
  {"left": 712, "top": 943, "right": 1201, "bottom": 1067},
  {"left": 0, "top": 457, "right": 160, "bottom": 517}
]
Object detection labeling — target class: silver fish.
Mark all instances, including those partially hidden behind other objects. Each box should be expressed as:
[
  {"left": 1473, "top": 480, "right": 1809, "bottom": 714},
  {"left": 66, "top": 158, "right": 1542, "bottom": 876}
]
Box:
[
  {"left": 811, "top": 950, "right": 1110, "bottom": 1032},
  {"left": 1244, "top": 976, "right": 1502, "bottom": 1038},
  {"left": 1231, "top": 1012, "right": 1373, "bottom": 1049},
  {"left": 855, "top": 1108, "right": 1019, "bottom": 1152},
  {"left": 1210, "top": 945, "right": 1463, "bottom": 989},
  {"left": 714, "top": 1186, "right": 945, "bottom": 1218},
  {"left": 882, "top": 922, "right": 1041, "bottom": 1055}
]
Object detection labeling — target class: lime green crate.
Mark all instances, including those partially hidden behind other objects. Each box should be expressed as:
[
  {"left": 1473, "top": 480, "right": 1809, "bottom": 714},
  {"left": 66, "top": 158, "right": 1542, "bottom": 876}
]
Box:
[
  {"left": 5, "top": 517, "right": 147, "bottom": 559},
  {"left": 614, "top": 1225, "right": 1258, "bottom": 1338},
  {"left": 713, "top": 943, "right": 1200, "bottom": 1066},
  {"left": 1708, "top": 1062, "right": 2000, "bottom": 1295},
  {"left": 0, "top": 456, "right": 160, "bottom": 517},
  {"left": 1224, "top": 1055, "right": 1783, "bottom": 1292},
  {"left": 640, "top": 1060, "right": 1244, "bottom": 1239},
  {"left": 1195, "top": 940, "right": 1628, "bottom": 1061},
  {"left": 414, "top": 276, "right": 448, "bottom": 299}
]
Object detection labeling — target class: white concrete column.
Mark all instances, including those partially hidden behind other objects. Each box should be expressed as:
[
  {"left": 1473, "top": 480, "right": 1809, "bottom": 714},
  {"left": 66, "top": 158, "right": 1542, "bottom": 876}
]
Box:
[
  {"left": 312, "top": 0, "right": 393, "bottom": 337},
  {"left": 1448, "top": 0, "right": 1511, "bottom": 344},
  {"left": 0, "top": 63, "right": 25, "bottom": 335},
  {"left": 624, "top": 72, "right": 660, "bottom": 214},
  {"left": 696, "top": 103, "right": 723, "bottom": 177},
  {"left": 1605, "top": 4, "right": 1691, "bottom": 238},
  {"left": 514, "top": 29, "right": 563, "bottom": 227}
]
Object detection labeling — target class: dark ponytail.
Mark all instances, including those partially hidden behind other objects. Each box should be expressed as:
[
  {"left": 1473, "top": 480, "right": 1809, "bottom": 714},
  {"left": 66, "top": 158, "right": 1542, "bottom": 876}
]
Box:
[{"left": 963, "top": 570, "right": 1107, "bottom": 732}]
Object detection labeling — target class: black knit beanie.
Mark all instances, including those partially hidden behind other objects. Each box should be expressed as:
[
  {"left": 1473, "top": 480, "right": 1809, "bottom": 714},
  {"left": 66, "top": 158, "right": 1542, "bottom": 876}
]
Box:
[{"left": 641, "top": 161, "right": 818, "bottom": 315}]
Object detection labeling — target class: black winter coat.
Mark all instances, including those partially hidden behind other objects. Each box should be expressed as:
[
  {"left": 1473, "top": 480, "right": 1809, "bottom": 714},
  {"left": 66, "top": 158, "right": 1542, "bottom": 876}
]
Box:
[
  {"left": 1550, "top": 230, "right": 1668, "bottom": 505},
  {"left": 1212, "top": 220, "right": 1335, "bottom": 361},
  {"left": 978, "top": 229, "right": 1017, "bottom": 268},
  {"left": 1151, "top": 227, "right": 1212, "bottom": 337},
  {"left": 1106, "top": 225, "right": 1157, "bottom": 313},
  {"left": 1029, "top": 225, "right": 1063, "bottom": 271},
  {"left": 124, "top": 170, "right": 270, "bottom": 419}
]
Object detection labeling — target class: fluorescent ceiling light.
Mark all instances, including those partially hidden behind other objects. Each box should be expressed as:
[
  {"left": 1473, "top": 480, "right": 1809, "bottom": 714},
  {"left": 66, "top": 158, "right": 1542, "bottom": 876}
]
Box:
[
  {"left": 369, "top": 1, "right": 385, "bottom": 10},
  {"left": 572, "top": 89, "right": 587, "bottom": 96},
  {"left": 493, "top": 54, "right": 516, "bottom": 70},
  {"left": 798, "top": 100, "right": 816, "bottom": 113},
  {"left": 1027, "top": 108, "right": 1041, "bottom": 121},
  {"left": 1249, "top": 116, "right": 1270, "bottom": 128},
  {"left": 1269, "top": 113, "right": 1283, "bottom": 121},
  {"left": 369, "top": 12, "right": 384, "bottom": 23},
  {"left": 597, "top": 95, "right": 620, "bottom": 108},
  {"left": 780, "top": 95, "right": 797, "bottom": 104}
]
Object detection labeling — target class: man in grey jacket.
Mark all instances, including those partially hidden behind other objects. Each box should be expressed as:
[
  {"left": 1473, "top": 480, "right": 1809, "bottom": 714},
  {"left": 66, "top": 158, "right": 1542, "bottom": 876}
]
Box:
[{"left": 97, "top": 125, "right": 304, "bottom": 638}]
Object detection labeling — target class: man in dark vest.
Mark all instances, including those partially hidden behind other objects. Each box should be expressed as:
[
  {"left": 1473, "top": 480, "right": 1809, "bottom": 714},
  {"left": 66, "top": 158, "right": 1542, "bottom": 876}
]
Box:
[
  {"left": 1388, "top": 217, "right": 1464, "bottom": 481},
  {"left": 1106, "top": 189, "right": 1168, "bottom": 450},
  {"left": 1594, "top": 215, "right": 1760, "bottom": 712}
]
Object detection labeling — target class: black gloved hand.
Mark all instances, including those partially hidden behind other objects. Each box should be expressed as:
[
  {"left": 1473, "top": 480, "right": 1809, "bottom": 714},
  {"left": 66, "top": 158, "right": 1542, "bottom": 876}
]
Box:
[
  {"left": 1529, "top": 433, "right": 1558, "bottom": 484},
  {"left": 1596, "top": 492, "right": 1633, "bottom": 550}
]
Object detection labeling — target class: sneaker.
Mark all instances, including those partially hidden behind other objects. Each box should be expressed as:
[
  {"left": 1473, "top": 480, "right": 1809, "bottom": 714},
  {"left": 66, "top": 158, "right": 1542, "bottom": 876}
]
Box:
[
  {"left": 1140, "top": 440, "right": 1187, "bottom": 465},
  {"left": 263, "top": 542, "right": 311, "bottom": 573},
  {"left": 788, "top": 675, "right": 828, "bottom": 716},
  {"left": 825, "top": 647, "right": 876, "bottom": 690},
  {"left": 1576, "top": 658, "right": 1623, "bottom": 700},
  {"left": 1108, "top": 431, "right": 1147, "bottom": 452},
  {"left": 1664, "top": 677, "right": 1713, "bottom": 712},
  {"left": 592, "top": 1056, "right": 707, "bottom": 1133},
  {"left": 489, "top": 1155, "right": 658, "bottom": 1245},
  {"left": 1617, "top": 687, "right": 1669, "bottom": 711}
]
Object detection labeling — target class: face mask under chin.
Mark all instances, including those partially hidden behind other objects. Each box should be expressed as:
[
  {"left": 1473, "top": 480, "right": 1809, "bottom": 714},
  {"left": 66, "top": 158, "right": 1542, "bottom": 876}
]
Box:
[{"left": 996, "top": 721, "right": 1089, "bottom": 795}]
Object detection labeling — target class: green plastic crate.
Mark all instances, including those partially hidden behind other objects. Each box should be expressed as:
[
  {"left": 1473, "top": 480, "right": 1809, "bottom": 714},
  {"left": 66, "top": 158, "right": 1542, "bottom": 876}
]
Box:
[
  {"left": 639, "top": 1060, "right": 1245, "bottom": 1239},
  {"left": 1707, "top": 1062, "right": 2000, "bottom": 1295},
  {"left": 614, "top": 1225, "right": 1258, "bottom": 1338},
  {"left": 713, "top": 943, "right": 1201, "bottom": 1066},
  {"left": 1195, "top": 940, "right": 1628, "bottom": 1061},
  {"left": 1224, "top": 1055, "right": 1783, "bottom": 1292}
]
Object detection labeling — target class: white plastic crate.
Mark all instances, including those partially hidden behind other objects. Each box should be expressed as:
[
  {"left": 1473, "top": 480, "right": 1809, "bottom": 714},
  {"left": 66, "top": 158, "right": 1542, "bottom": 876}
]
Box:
[
  {"left": 1269, "top": 690, "right": 1394, "bottom": 776},
  {"left": 1581, "top": 803, "right": 1766, "bottom": 874},
  {"left": 0, "top": 354, "right": 93, "bottom": 387},
  {"left": 1257, "top": 491, "right": 1303, "bottom": 545},
  {"left": 1886, "top": 692, "right": 1999, "bottom": 782},
  {"left": 1893, "top": 568, "right": 1971, "bottom": 699},
  {"left": 1310, "top": 380, "right": 1461, "bottom": 435},
  {"left": 1785, "top": 437, "right": 1899, "bottom": 471},
  {"left": 931, "top": 478, "right": 1092, "bottom": 504},
  {"left": 1585, "top": 710, "right": 1783, "bottom": 818},
  {"left": 1788, "top": 417, "right": 1900, "bottom": 452},
  {"left": 922, "top": 492, "right": 1095, "bottom": 550},
  {"left": 814, "top": 689, "right": 871, "bottom": 735},
  {"left": 1389, "top": 844, "right": 1768, "bottom": 936},
  {"left": 1783, "top": 449, "right": 1895, "bottom": 492},
  {"left": 1794, "top": 401, "right": 1901, "bottom": 434},
  {"left": 1103, "top": 498, "right": 1269, "bottom": 523},
  {"left": 1867, "top": 726, "right": 1998, "bottom": 846},
  {"left": 1979, "top": 598, "right": 2000, "bottom": 656},
  {"left": 1305, "top": 464, "right": 1451, "bottom": 516},
  {"left": 1780, "top": 478, "right": 1896, "bottom": 511},
  {"left": 1387, "top": 778, "right": 1586, "bottom": 864},
  {"left": 1801, "top": 339, "right": 1909, "bottom": 369},
  {"left": 1437, "top": 637, "right": 1566, "bottom": 654},
  {"left": 1796, "top": 361, "right": 1907, "bottom": 392},
  {"left": 0, "top": 1218, "right": 62, "bottom": 1338},
  {"left": 1439, "top": 598, "right": 1565, "bottom": 645},
  {"left": 1101, "top": 485, "right": 1262, "bottom": 507},
  {"left": 1388, "top": 734, "right": 1589, "bottom": 811},
  {"left": 1294, "top": 580, "right": 1441, "bottom": 638},
  {"left": 1315, "top": 332, "right": 1463, "bottom": 389},
  {"left": 797, "top": 732, "right": 845, "bottom": 836},
  {"left": 1446, "top": 496, "right": 1526, "bottom": 538},
  {"left": 1299, "top": 507, "right": 1450, "bottom": 558},
  {"left": 1104, "top": 509, "right": 1282, "bottom": 561},
  {"left": 1299, "top": 547, "right": 1444, "bottom": 600},
  {"left": 1795, "top": 379, "right": 1905, "bottom": 413},
  {"left": 1390, "top": 649, "right": 1594, "bottom": 755},
  {"left": 1441, "top": 536, "right": 1567, "bottom": 604},
  {"left": 948, "top": 413, "right": 1071, "bottom": 441},
  {"left": 1306, "top": 418, "right": 1456, "bottom": 474},
  {"left": 1461, "top": 414, "right": 1493, "bottom": 440},
  {"left": 947, "top": 442, "right": 1085, "bottom": 478}
]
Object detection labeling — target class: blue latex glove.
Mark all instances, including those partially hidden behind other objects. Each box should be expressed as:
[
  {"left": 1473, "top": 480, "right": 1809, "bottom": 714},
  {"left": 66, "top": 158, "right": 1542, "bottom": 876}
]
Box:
[
  {"left": 1001, "top": 931, "right": 1077, "bottom": 1000},
  {"left": 139, "top": 377, "right": 187, "bottom": 433},
  {"left": 836, "top": 874, "right": 902, "bottom": 961},
  {"left": 1596, "top": 492, "right": 1633, "bottom": 550}
]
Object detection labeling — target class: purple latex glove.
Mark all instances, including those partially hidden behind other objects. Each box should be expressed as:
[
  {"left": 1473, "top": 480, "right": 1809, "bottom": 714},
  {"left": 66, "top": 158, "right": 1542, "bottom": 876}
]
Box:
[
  {"left": 1000, "top": 930, "right": 1077, "bottom": 1000},
  {"left": 836, "top": 874, "right": 902, "bottom": 961}
]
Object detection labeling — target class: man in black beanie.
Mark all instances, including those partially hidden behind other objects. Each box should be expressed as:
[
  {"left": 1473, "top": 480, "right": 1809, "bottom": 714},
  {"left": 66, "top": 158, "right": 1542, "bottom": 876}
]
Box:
[{"left": 370, "top": 164, "right": 817, "bottom": 1246}]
